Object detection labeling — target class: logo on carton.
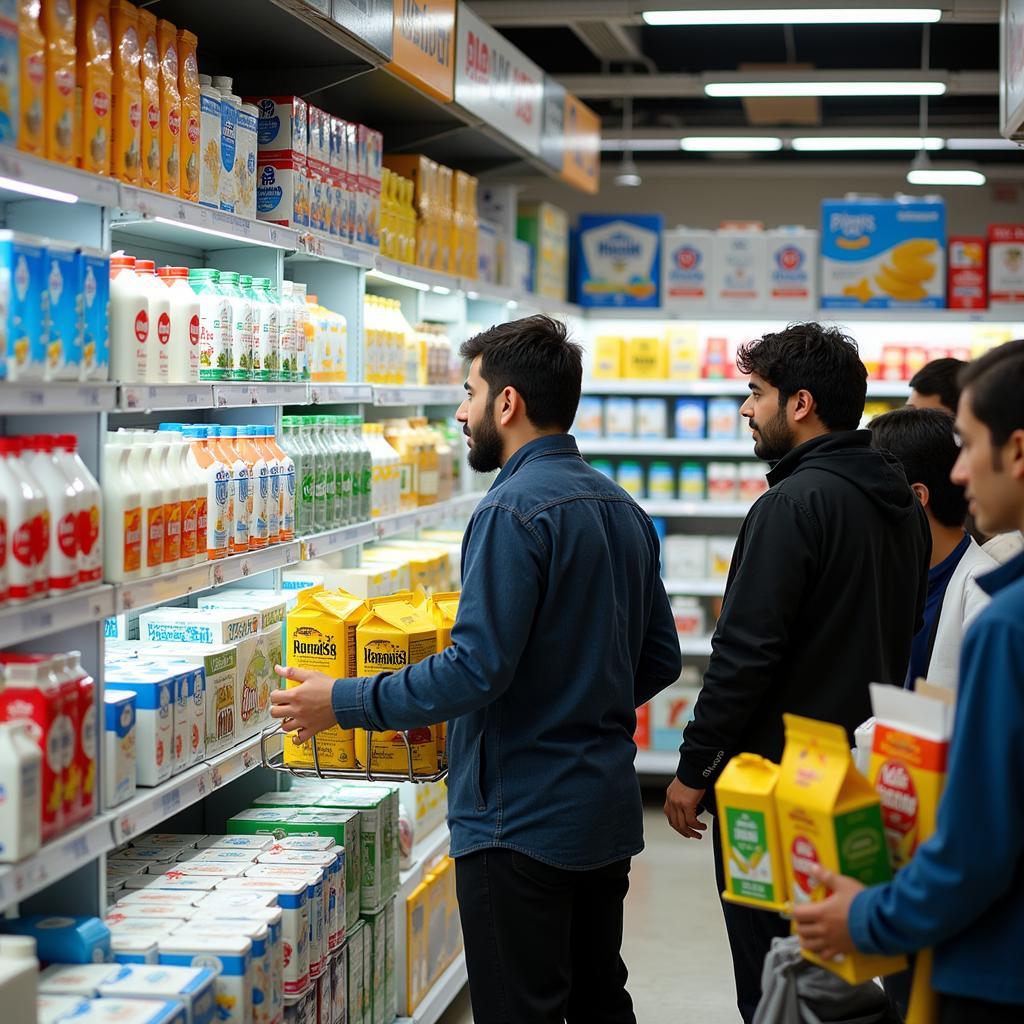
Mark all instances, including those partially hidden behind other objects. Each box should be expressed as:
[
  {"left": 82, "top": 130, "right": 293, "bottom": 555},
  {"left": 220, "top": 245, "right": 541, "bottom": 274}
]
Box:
[
  {"left": 135, "top": 310, "right": 149, "bottom": 344},
  {"left": 790, "top": 835, "right": 821, "bottom": 899},
  {"left": 675, "top": 246, "right": 701, "bottom": 271},
  {"left": 830, "top": 212, "right": 876, "bottom": 238},
  {"left": 363, "top": 640, "right": 407, "bottom": 669},
  {"left": 157, "top": 312, "right": 171, "bottom": 345},
  {"left": 776, "top": 246, "right": 804, "bottom": 271},
  {"left": 292, "top": 626, "right": 336, "bottom": 659}
]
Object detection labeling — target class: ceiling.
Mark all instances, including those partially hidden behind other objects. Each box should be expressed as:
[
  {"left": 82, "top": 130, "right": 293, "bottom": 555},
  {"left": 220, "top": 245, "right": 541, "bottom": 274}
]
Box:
[{"left": 469, "top": 0, "right": 1019, "bottom": 168}]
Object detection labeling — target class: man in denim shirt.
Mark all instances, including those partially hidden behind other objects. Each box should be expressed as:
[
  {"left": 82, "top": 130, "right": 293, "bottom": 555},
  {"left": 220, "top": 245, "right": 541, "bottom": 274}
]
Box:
[{"left": 271, "top": 315, "right": 682, "bottom": 1023}]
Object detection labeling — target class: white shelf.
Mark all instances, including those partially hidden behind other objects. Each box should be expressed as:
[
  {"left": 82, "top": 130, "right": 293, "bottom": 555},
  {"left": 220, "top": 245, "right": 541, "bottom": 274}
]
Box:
[
  {"left": 371, "top": 256, "right": 461, "bottom": 295},
  {"left": 397, "top": 953, "right": 468, "bottom": 1024},
  {"left": 118, "top": 383, "right": 215, "bottom": 412},
  {"left": 373, "top": 385, "right": 465, "bottom": 407},
  {"left": 0, "top": 731, "right": 280, "bottom": 911},
  {"left": 584, "top": 379, "right": 911, "bottom": 399},
  {"left": 310, "top": 383, "right": 375, "bottom": 405},
  {"left": 117, "top": 381, "right": 384, "bottom": 412},
  {"left": 583, "top": 307, "right": 1024, "bottom": 324},
  {"left": 290, "top": 234, "right": 376, "bottom": 268},
  {"left": 635, "top": 750, "right": 680, "bottom": 776},
  {"left": 213, "top": 382, "right": 311, "bottom": 408},
  {"left": 641, "top": 500, "right": 751, "bottom": 518},
  {"left": 580, "top": 439, "right": 752, "bottom": 457},
  {"left": 0, "top": 382, "right": 117, "bottom": 414},
  {"left": 399, "top": 825, "right": 452, "bottom": 903},
  {"left": 0, "top": 145, "right": 119, "bottom": 206},
  {"left": 0, "top": 585, "right": 115, "bottom": 647},
  {"left": 663, "top": 578, "right": 727, "bottom": 596},
  {"left": 679, "top": 635, "right": 714, "bottom": 656}
]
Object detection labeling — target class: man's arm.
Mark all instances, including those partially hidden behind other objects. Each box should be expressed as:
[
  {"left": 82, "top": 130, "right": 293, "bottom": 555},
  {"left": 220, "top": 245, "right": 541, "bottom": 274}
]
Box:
[
  {"left": 330, "top": 504, "right": 547, "bottom": 731},
  {"left": 675, "top": 490, "right": 818, "bottom": 789},
  {"left": 635, "top": 532, "right": 684, "bottom": 708}
]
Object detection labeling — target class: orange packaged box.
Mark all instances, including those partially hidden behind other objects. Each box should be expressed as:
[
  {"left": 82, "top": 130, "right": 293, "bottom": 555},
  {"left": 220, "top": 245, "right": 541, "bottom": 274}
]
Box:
[
  {"left": 43, "top": 0, "right": 76, "bottom": 165},
  {"left": 136, "top": 7, "right": 159, "bottom": 190},
  {"left": 76, "top": 0, "right": 112, "bottom": 175},
  {"left": 176, "top": 28, "right": 199, "bottom": 201},
  {"left": 156, "top": 19, "right": 180, "bottom": 195},
  {"left": 18, "top": 0, "right": 46, "bottom": 155},
  {"left": 110, "top": 0, "right": 141, "bottom": 183}
]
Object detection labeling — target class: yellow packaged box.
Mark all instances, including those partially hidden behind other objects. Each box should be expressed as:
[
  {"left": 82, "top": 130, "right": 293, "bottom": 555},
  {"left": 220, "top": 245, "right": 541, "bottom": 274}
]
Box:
[
  {"left": 18, "top": 0, "right": 46, "bottom": 155},
  {"left": 428, "top": 591, "right": 458, "bottom": 767},
  {"left": 156, "top": 18, "right": 180, "bottom": 195},
  {"left": 110, "top": 0, "right": 141, "bottom": 183},
  {"left": 667, "top": 326, "right": 701, "bottom": 380},
  {"left": 42, "top": 0, "right": 76, "bottom": 165},
  {"left": 593, "top": 335, "right": 623, "bottom": 379},
  {"left": 625, "top": 336, "right": 667, "bottom": 379},
  {"left": 406, "top": 880, "right": 429, "bottom": 1015},
  {"left": 715, "top": 753, "right": 788, "bottom": 912},
  {"left": 136, "top": 7, "right": 159, "bottom": 190},
  {"left": 776, "top": 713, "right": 906, "bottom": 984},
  {"left": 355, "top": 596, "right": 438, "bottom": 775},
  {"left": 176, "top": 28, "right": 198, "bottom": 201},
  {"left": 284, "top": 587, "right": 367, "bottom": 770},
  {"left": 76, "top": 0, "right": 112, "bottom": 175}
]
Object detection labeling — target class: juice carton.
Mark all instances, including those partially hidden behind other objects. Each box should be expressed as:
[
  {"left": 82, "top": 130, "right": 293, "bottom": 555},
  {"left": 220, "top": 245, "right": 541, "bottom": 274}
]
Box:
[
  {"left": 662, "top": 228, "right": 714, "bottom": 313},
  {"left": 104, "top": 663, "right": 173, "bottom": 786},
  {"left": 110, "top": 0, "right": 142, "bottom": 184},
  {"left": 775, "top": 713, "right": 907, "bottom": 983},
  {"left": 79, "top": 245, "right": 109, "bottom": 379},
  {"left": 987, "top": 224, "right": 1024, "bottom": 309},
  {"left": 42, "top": 0, "right": 76, "bottom": 164},
  {"left": 347, "top": 921, "right": 364, "bottom": 1024},
  {"left": 821, "top": 197, "right": 946, "bottom": 308},
  {"left": 176, "top": 29, "right": 198, "bottom": 200},
  {"left": 0, "top": 1, "right": 16, "bottom": 147},
  {"left": 591, "top": 335, "right": 623, "bottom": 379},
  {"left": 766, "top": 227, "right": 818, "bottom": 314},
  {"left": 667, "top": 325, "right": 701, "bottom": 380},
  {"left": 17, "top": 0, "right": 45, "bottom": 155},
  {"left": 575, "top": 214, "right": 662, "bottom": 308},
  {"left": 103, "top": 689, "right": 136, "bottom": 807},
  {"left": 136, "top": 9, "right": 159, "bottom": 190},
  {"left": 624, "top": 335, "right": 667, "bottom": 379},
  {"left": 76, "top": 0, "right": 112, "bottom": 175},
  {"left": 156, "top": 19, "right": 180, "bottom": 196},
  {"left": 44, "top": 238, "right": 81, "bottom": 380},
  {"left": 947, "top": 236, "right": 987, "bottom": 310},
  {"left": 284, "top": 588, "right": 367, "bottom": 769},
  {"left": 715, "top": 753, "right": 788, "bottom": 912},
  {"left": 314, "top": 787, "right": 389, "bottom": 912},
  {"left": 0, "top": 229, "right": 47, "bottom": 381},
  {"left": 712, "top": 227, "right": 767, "bottom": 312}
]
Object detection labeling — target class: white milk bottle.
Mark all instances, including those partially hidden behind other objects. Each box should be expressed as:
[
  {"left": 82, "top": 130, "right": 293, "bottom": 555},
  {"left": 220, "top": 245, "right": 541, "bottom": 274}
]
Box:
[
  {"left": 135, "top": 260, "right": 172, "bottom": 384},
  {"left": 157, "top": 266, "right": 201, "bottom": 384},
  {"left": 184, "top": 425, "right": 229, "bottom": 561},
  {"left": 157, "top": 425, "right": 199, "bottom": 568},
  {"left": 254, "top": 278, "right": 281, "bottom": 382},
  {"left": 23, "top": 435, "right": 78, "bottom": 593},
  {"left": 102, "top": 432, "right": 143, "bottom": 583},
  {"left": 0, "top": 439, "right": 49, "bottom": 597},
  {"left": 267, "top": 426, "right": 294, "bottom": 542},
  {"left": 126, "top": 430, "right": 167, "bottom": 577},
  {"left": 110, "top": 254, "right": 149, "bottom": 383},
  {"left": 278, "top": 280, "right": 296, "bottom": 382},
  {"left": 53, "top": 434, "right": 102, "bottom": 586},
  {"left": 0, "top": 723, "right": 42, "bottom": 862},
  {"left": 0, "top": 935, "right": 39, "bottom": 1021},
  {"left": 151, "top": 435, "right": 184, "bottom": 571}
]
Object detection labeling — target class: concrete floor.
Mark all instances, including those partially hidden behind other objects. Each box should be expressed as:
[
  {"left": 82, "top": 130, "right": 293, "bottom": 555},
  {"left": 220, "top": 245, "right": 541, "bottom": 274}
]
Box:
[{"left": 438, "top": 797, "right": 741, "bottom": 1023}]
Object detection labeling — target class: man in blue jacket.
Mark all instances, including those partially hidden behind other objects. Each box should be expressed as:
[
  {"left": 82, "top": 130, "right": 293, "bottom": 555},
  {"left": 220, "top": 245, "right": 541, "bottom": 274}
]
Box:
[
  {"left": 269, "top": 314, "right": 682, "bottom": 1024},
  {"left": 794, "top": 339, "right": 1024, "bottom": 1024}
]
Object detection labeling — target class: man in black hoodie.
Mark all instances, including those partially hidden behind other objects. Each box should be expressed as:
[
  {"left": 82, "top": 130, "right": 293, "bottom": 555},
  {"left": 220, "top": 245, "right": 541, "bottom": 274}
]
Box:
[{"left": 663, "top": 322, "right": 930, "bottom": 1023}]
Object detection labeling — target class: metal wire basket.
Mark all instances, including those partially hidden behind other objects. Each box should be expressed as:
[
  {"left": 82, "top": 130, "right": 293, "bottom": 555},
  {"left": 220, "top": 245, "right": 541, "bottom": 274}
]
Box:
[{"left": 260, "top": 724, "right": 448, "bottom": 784}]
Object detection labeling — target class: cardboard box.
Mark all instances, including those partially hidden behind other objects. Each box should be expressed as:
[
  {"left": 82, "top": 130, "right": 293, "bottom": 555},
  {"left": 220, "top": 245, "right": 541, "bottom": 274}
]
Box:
[
  {"left": 517, "top": 202, "right": 568, "bottom": 301},
  {"left": 662, "top": 228, "right": 714, "bottom": 313},
  {"left": 948, "top": 236, "right": 988, "bottom": 310},
  {"left": 987, "top": 224, "right": 1024, "bottom": 308},
  {"left": 576, "top": 214, "right": 662, "bottom": 308},
  {"left": 713, "top": 228, "right": 767, "bottom": 312},
  {"left": 766, "top": 228, "right": 818, "bottom": 314}
]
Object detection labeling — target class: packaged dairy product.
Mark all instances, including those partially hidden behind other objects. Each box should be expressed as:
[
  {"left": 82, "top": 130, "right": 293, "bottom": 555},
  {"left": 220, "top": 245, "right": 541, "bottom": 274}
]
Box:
[
  {"left": 257, "top": 847, "right": 342, "bottom": 952},
  {"left": 150, "top": 436, "right": 183, "bottom": 570},
  {"left": 256, "top": 151, "right": 309, "bottom": 229},
  {"left": 236, "top": 103, "right": 258, "bottom": 220},
  {"left": 111, "top": 935, "right": 160, "bottom": 964},
  {"left": 23, "top": 435, "right": 78, "bottom": 590},
  {"left": 156, "top": 19, "right": 180, "bottom": 196},
  {"left": 766, "top": 227, "right": 818, "bottom": 314},
  {"left": 71, "top": 654, "right": 97, "bottom": 822},
  {"left": 184, "top": 425, "right": 229, "bottom": 561},
  {"left": 197, "top": 835, "right": 277, "bottom": 853},
  {"left": 135, "top": 260, "right": 171, "bottom": 383},
  {"left": 158, "top": 935, "right": 251, "bottom": 1024},
  {"left": 604, "top": 397, "right": 634, "bottom": 439},
  {"left": 61, "top": 999, "right": 188, "bottom": 1024},
  {"left": 76, "top": 1, "right": 113, "bottom": 174},
  {"left": 105, "top": 664, "right": 173, "bottom": 786},
  {"left": 44, "top": 237, "right": 82, "bottom": 381},
  {"left": 575, "top": 215, "right": 661, "bottom": 308},
  {"left": 198, "top": 78, "right": 220, "bottom": 208},
  {"left": 97, "top": 964, "right": 217, "bottom": 1024},
  {"left": 246, "top": 864, "right": 325, "bottom": 979},
  {"left": 110, "top": 0, "right": 142, "bottom": 184},
  {"left": 662, "top": 228, "right": 714, "bottom": 313},
  {"left": 189, "top": 269, "right": 232, "bottom": 380},
  {"left": 103, "top": 689, "right": 137, "bottom": 807},
  {"left": 80, "top": 246, "right": 111, "bottom": 381},
  {"left": 103, "top": 431, "right": 143, "bottom": 581},
  {"left": 0, "top": 914, "right": 111, "bottom": 963},
  {"left": 110, "top": 254, "right": 149, "bottom": 383},
  {"left": 176, "top": 29, "right": 198, "bottom": 201},
  {"left": 667, "top": 325, "right": 701, "bottom": 380},
  {"left": 0, "top": 720, "right": 42, "bottom": 862},
  {"left": 987, "top": 223, "right": 1024, "bottom": 309},
  {"left": 347, "top": 922, "right": 364, "bottom": 1024},
  {"left": 157, "top": 267, "right": 200, "bottom": 383},
  {"left": 57, "top": 433, "right": 101, "bottom": 585},
  {"left": 41, "top": 0, "right": 75, "bottom": 164},
  {"left": 218, "top": 273, "right": 253, "bottom": 383},
  {"left": 39, "top": 962, "right": 119, "bottom": 995},
  {"left": 136, "top": 9, "right": 159, "bottom": 190},
  {"left": 713, "top": 228, "right": 767, "bottom": 312},
  {"left": 0, "top": 437, "right": 48, "bottom": 598},
  {"left": 0, "top": 230, "right": 46, "bottom": 381},
  {"left": 947, "top": 235, "right": 988, "bottom": 310},
  {"left": 17, "top": 0, "right": 45, "bottom": 155},
  {"left": 213, "top": 76, "right": 239, "bottom": 213}
]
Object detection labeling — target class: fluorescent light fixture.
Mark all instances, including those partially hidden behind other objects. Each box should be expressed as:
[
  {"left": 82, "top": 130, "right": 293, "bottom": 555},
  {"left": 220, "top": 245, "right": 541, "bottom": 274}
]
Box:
[
  {"left": 946, "top": 137, "right": 1020, "bottom": 151},
  {"left": 0, "top": 175, "right": 79, "bottom": 204},
  {"left": 907, "top": 166, "right": 986, "bottom": 186},
  {"left": 149, "top": 216, "right": 284, "bottom": 249},
  {"left": 792, "top": 136, "right": 944, "bottom": 151},
  {"left": 601, "top": 138, "right": 682, "bottom": 152},
  {"left": 643, "top": 8, "right": 941, "bottom": 25},
  {"left": 705, "top": 80, "right": 947, "bottom": 97},
  {"left": 680, "top": 136, "right": 782, "bottom": 152},
  {"left": 366, "top": 268, "right": 430, "bottom": 291},
  {"left": 431, "top": 285, "right": 452, "bottom": 295}
]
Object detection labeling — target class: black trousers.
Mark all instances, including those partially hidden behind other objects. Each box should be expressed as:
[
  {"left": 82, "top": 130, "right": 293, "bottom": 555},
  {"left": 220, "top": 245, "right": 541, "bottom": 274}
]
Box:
[
  {"left": 940, "top": 993, "right": 1024, "bottom": 1024},
  {"left": 713, "top": 821, "right": 791, "bottom": 1024},
  {"left": 454, "top": 848, "right": 637, "bottom": 1024}
]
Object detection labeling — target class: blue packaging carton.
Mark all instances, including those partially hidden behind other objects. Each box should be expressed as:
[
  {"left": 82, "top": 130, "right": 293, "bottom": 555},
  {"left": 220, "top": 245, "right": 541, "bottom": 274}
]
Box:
[
  {"left": 821, "top": 196, "right": 946, "bottom": 308},
  {"left": 0, "top": 230, "right": 47, "bottom": 380},
  {"left": 576, "top": 214, "right": 662, "bottom": 308},
  {"left": 674, "top": 398, "right": 707, "bottom": 440},
  {"left": 44, "top": 239, "right": 82, "bottom": 380},
  {"left": 79, "top": 247, "right": 110, "bottom": 380},
  {"left": 0, "top": 915, "right": 111, "bottom": 964}
]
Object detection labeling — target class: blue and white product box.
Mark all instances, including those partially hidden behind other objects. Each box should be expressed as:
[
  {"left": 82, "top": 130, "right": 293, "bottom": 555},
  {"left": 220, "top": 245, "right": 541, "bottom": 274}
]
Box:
[
  {"left": 0, "top": 915, "right": 111, "bottom": 963},
  {"left": 674, "top": 398, "right": 707, "bottom": 440},
  {"left": 574, "top": 396, "right": 603, "bottom": 440},
  {"left": 39, "top": 963, "right": 120, "bottom": 995},
  {"left": 44, "top": 239, "right": 82, "bottom": 380},
  {"left": 103, "top": 690, "right": 137, "bottom": 808},
  {"left": 79, "top": 247, "right": 110, "bottom": 381},
  {"left": 161, "top": 931, "right": 255, "bottom": 1024},
  {"left": 0, "top": 230, "right": 48, "bottom": 381},
  {"left": 604, "top": 397, "right": 636, "bottom": 439},
  {"left": 511, "top": 238, "right": 534, "bottom": 294},
  {"left": 766, "top": 227, "right": 818, "bottom": 314},
  {"left": 820, "top": 196, "right": 946, "bottom": 308},
  {"left": 104, "top": 666, "right": 174, "bottom": 786},
  {"left": 111, "top": 935, "right": 161, "bottom": 964},
  {"left": 707, "top": 397, "right": 741, "bottom": 441},
  {"left": 38, "top": 995, "right": 90, "bottom": 1024},
  {"left": 65, "top": 999, "right": 189, "bottom": 1024},
  {"left": 662, "top": 228, "right": 715, "bottom": 313},
  {"left": 712, "top": 228, "right": 767, "bottom": 312},
  {"left": 477, "top": 220, "right": 498, "bottom": 284},
  {"left": 576, "top": 214, "right": 662, "bottom": 308},
  {"left": 98, "top": 965, "right": 218, "bottom": 1024},
  {"left": 636, "top": 398, "right": 669, "bottom": 439}
]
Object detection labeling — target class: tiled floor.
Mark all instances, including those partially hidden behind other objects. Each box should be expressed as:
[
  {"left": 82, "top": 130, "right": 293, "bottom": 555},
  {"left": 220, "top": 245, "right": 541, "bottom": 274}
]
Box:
[{"left": 437, "top": 798, "right": 740, "bottom": 1023}]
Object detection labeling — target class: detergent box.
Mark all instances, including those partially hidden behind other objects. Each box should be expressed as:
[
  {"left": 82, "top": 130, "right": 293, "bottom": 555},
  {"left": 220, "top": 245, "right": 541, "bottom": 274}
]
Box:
[
  {"left": 575, "top": 214, "right": 662, "bottom": 309},
  {"left": 820, "top": 196, "right": 946, "bottom": 308},
  {"left": 662, "top": 228, "right": 714, "bottom": 313}
]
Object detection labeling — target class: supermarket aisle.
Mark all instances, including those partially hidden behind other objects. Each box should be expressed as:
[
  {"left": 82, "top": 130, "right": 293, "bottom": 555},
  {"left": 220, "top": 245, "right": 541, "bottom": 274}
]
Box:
[{"left": 438, "top": 797, "right": 738, "bottom": 1023}]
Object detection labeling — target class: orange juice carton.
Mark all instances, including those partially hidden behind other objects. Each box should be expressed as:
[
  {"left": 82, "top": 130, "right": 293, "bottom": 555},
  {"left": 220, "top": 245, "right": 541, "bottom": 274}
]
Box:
[
  {"left": 0, "top": 1, "right": 17, "bottom": 147},
  {"left": 135, "top": 8, "right": 159, "bottom": 189},
  {"left": 176, "top": 29, "right": 197, "bottom": 200},
  {"left": 776, "top": 713, "right": 907, "bottom": 983},
  {"left": 155, "top": 19, "right": 179, "bottom": 195},
  {"left": 42, "top": 0, "right": 76, "bottom": 164},
  {"left": 18, "top": 0, "right": 45, "bottom": 155},
  {"left": 355, "top": 596, "right": 438, "bottom": 775},
  {"left": 110, "top": 0, "right": 141, "bottom": 183},
  {"left": 76, "top": 0, "right": 112, "bottom": 175},
  {"left": 715, "top": 753, "right": 788, "bottom": 912},
  {"left": 284, "top": 588, "right": 366, "bottom": 769}
]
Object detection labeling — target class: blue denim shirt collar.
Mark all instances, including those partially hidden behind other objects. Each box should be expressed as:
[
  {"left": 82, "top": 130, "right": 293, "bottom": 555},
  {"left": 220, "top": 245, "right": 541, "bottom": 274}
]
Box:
[{"left": 491, "top": 433, "right": 582, "bottom": 490}]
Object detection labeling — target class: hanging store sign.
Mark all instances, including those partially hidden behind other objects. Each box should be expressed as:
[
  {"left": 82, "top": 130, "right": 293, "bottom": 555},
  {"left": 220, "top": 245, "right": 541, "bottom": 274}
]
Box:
[
  {"left": 540, "top": 77, "right": 566, "bottom": 171},
  {"left": 387, "top": 0, "right": 457, "bottom": 102},
  {"left": 561, "top": 91, "right": 601, "bottom": 194},
  {"left": 331, "top": 0, "right": 395, "bottom": 60}
]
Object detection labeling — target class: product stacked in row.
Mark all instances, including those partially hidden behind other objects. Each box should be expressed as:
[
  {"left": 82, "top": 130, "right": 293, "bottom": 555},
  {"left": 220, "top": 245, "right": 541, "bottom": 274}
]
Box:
[
  {"left": 579, "top": 394, "right": 748, "bottom": 442},
  {"left": 590, "top": 459, "right": 767, "bottom": 505},
  {"left": 362, "top": 297, "right": 454, "bottom": 386},
  {"left": 634, "top": 667, "right": 702, "bottom": 754}
]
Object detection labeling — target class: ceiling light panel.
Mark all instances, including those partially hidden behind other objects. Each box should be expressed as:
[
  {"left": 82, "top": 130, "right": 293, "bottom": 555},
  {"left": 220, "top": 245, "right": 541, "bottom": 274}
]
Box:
[
  {"left": 705, "top": 80, "right": 947, "bottom": 97},
  {"left": 642, "top": 8, "right": 942, "bottom": 26},
  {"left": 791, "top": 136, "right": 944, "bottom": 150}
]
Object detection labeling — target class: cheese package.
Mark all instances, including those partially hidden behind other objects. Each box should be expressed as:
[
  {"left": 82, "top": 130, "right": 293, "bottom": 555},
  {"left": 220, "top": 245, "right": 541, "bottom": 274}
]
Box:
[
  {"left": 17, "top": 0, "right": 45, "bottom": 155},
  {"left": 110, "top": 0, "right": 142, "bottom": 183},
  {"left": 76, "top": 0, "right": 113, "bottom": 175},
  {"left": 283, "top": 588, "right": 366, "bottom": 769},
  {"left": 775, "top": 713, "right": 906, "bottom": 983}
]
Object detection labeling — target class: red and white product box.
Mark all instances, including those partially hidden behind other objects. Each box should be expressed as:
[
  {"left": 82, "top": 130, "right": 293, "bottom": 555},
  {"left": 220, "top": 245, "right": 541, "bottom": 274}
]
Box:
[
  {"left": 988, "top": 225, "right": 1024, "bottom": 309},
  {"left": 356, "top": 124, "right": 383, "bottom": 248},
  {"left": 305, "top": 106, "right": 331, "bottom": 236},
  {"left": 948, "top": 236, "right": 988, "bottom": 310},
  {"left": 77, "top": 662, "right": 97, "bottom": 825},
  {"left": 52, "top": 653, "right": 90, "bottom": 827},
  {"left": 0, "top": 655, "right": 68, "bottom": 841},
  {"left": 248, "top": 95, "right": 308, "bottom": 159},
  {"left": 256, "top": 151, "right": 309, "bottom": 229}
]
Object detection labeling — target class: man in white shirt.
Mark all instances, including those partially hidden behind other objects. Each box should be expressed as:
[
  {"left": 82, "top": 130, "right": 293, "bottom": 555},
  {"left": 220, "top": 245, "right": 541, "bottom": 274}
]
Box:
[{"left": 871, "top": 406, "right": 996, "bottom": 690}]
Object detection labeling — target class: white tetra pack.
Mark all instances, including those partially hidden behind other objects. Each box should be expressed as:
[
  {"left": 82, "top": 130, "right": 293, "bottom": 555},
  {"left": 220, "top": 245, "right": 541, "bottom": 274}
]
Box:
[
  {"left": 246, "top": 865, "right": 325, "bottom": 978},
  {"left": 39, "top": 963, "right": 119, "bottom": 996},
  {"left": 61, "top": 999, "right": 188, "bottom": 1024},
  {"left": 172, "top": 923, "right": 267, "bottom": 1024},
  {"left": 38, "top": 995, "right": 89, "bottom": 1024},
  {"left": 135, "top": 834, "right": 207, "bottom": 848},
  {"left": 158, "top": 935, "right": 252, "bottom": 1024},
  {"left": 196, "top": 835, "right": 277, "bottom": 852},
  {"left": 257, "top": 847, "right": 342, "bottom": 952},
  {"left": 111, "top": 934, "right": 161, "bottom": 964},
  {"left": 104, "top": 690, "right": 137, "bottom": 807},
  {"left": 104, "top": 666, "right": 174, "bottom": 786},
  {"left": 97, "top": 964, "right": 219, "bottom": 1024}
]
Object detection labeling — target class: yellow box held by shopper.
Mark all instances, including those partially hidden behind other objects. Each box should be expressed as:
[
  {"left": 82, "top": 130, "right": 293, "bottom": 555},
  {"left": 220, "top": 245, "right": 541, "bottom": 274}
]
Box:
[
  {"left": 776, "top": 713, "right": 907, "bottom": 984},
  {"left": 283, "top": 587, "right": 367, "bottom": 769},
  {"left": 428, "top": 591, "right": 460, "bottom": 767},
  {"left": 715, "top": 754, "right": 788, "bottom": 912},
  {"left": 355, "top": 596, "right": 439, "bottom": 775}
]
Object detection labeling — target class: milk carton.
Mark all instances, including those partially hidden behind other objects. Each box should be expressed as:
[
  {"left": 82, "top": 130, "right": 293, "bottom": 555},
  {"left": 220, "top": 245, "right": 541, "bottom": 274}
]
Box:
[
  {"left": 97, "top": 964, "right": 218, "bottom": 1024},
  {"left": 43, "top": 239, "right": 82, "bottom": 380},
  {"left": 103, "top": 666, "right": 174, "bottom": 786},
  {"left": 662, "top": 228, "right": 714, "bottom": 313},
  {"left": 158, "top": 936, "right": 252, "bottom": 1024},
  {"left": 249, "top": 95, "right": 307, "bottom": 157},
  {"left": 38, "top": 995, "right": 90, "bottom": 1024},
  {"left": 257, "top": 846, "right": 344, "bottom": 951},
  {"left": 821, "top": 196, "right": 946, "bottom": 308},
  {"left": 256, "top": 153, "right": 309, "bottom": 229},
  {"left": 766, "top": 228, "right": 818, "bottom": 314},
  {"left": 61, "top": 999, "right": 188, "bottom": 1024},
  {"left": 111, "top": 935, "right": 161, "bottom": 965},
  {"left": 575, "top": 214, "right": 662, "bottom": 308},
  {"left": 0, "top": 230, "right": 47, "bottom": 381},
  {"left": 39, "top": 963, "right": 119, "bottom": 995},
  {"left": 712, "top": 228, "right": 767, "bottom": 312},
  {"left": 103, "top": 690, "right": 137, "bottom": 809},
  {"left": 987, "top": 224, "right": 1024, "bottom": 309},
  {"left": 347, "top": 922, "right": 365, "bottom": 1024},
  {"left": 79, "top": 247, "right": 111, "bottom": 381},
  {"left": 148, "top": 659, "right": 206, "bottom": 768},
  {"left": 246, "top": 865, "right": 325, "bottom": 980}
]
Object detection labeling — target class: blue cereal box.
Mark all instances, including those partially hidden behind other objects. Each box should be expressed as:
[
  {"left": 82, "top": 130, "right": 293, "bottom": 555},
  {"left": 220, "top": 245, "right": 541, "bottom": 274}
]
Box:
[
  {"left": 0, "top": 230, "right": 47, "bottom": 380},
  {"left": 44, "top": 239, "right": 81, "bottom": 380},
  {"left": 80, "top": 247, "right": 110, "bottom": 381},
  {"left": 821, "top": 197, "right": 946, "bottom": 308},
  {"left": 576, "top": 214, "right": 662, "bottom": 308}
]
